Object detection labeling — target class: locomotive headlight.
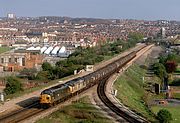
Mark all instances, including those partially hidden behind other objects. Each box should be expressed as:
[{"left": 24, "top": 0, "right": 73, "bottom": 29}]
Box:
[{"left": 40, "top": 94, "right": 51, "bottom": 104}]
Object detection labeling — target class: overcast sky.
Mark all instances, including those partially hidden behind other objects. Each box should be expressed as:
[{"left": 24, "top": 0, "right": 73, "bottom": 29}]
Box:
[{"left": 0, "top": 0, "right": 180, "bottom": 20}]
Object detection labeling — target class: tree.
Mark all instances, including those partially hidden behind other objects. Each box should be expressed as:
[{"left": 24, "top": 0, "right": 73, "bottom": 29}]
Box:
[
  {"left": 128, "top": 32, "right": 144, "bottom": 43},
  {"left": 36, "top": 71, "right": 50, "bottom": 80},
  {"left": 42, "top": 62, "right": 53, "bottom": 72},
  {"left": 166, "top": 54, "right": 176, "bottom": 62},
  {"left": 165, "top": 61, "right": 177, "bottom": 73},
  {"left": 159, "top": 56, "right": 167, "bottom": 65},
  {"left": 4, "top": 76, "right": 23, "bottom": 95},
  {"left": 157, "top": 109, "right": 173, "bottom": 123},
  {"left": 153, "top": 63, "right": 167, "bottom": 80}
]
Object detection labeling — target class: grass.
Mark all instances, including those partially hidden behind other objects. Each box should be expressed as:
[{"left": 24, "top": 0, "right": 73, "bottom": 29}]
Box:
[
  {"left": 36, "top": 96, "right": 111, "bottom": 123},
  {"left": 173, "top": 93, "right": 180, "bottom": 99},
  {"left": 151, "top": 106, "right": 180, "bottom": 123},
  {"left": 114, "top": 64, "right": 156, "bottom": 122},
  {"left": 170, "top": 79, "right": 180, "bottom": 86},
  {"left": 5, "top": 74, "right": 79, "bottom": 100},
  {"left": 0, "top": 47, "right": 11, "bottom": 54}
]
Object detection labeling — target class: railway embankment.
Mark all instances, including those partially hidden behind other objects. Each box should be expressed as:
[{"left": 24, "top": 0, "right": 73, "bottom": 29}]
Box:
[{"left": 110, "top": 46, "right": 164, "bottom": 122}]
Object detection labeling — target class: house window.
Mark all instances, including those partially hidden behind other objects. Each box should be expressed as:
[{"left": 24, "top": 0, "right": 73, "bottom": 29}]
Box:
[
  {"left": 22, "top": 58, "right": 25, "bottom": 66},
  {"left": 1, "top": 58, "right": 4, "bottom": 63},
  {"left": 9, "top": 58, "right": 11, "bottom": 63},
  {"left": 15, "top": 58, "right": 18, "bottom": 63}
]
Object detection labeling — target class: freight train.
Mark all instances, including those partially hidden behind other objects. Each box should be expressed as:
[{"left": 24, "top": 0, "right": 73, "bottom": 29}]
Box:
[{"left": 40, "top": 46, "right": 144, "bottom": 107}]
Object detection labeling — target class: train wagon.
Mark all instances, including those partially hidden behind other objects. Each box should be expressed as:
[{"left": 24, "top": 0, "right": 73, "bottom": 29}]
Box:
[{"left": 40, "top": 49, "right": 139, "bottom": 107}]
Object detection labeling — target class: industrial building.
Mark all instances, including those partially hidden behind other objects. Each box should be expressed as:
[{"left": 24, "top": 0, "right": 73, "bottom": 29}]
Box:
[
  {"left": 25, "top": 45, "right": 72, "bottom": 57},
  {"left": 0, "top": 52, "right": 44, "bottom": 72}
]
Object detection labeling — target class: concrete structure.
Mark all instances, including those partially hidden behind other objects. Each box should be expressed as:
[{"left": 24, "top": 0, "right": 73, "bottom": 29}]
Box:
[
  {"left": 161, "top": 27, "right": 166, "bottom": 38},
  {"left": 86, "top": 65, "right": 94, "bottom": 72},
  {"left": 7, "top": 13, "right": 16, "bottom": 19}
]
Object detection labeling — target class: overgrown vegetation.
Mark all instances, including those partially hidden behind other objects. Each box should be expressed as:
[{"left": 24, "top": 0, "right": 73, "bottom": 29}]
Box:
[
  {"left": 4, "top": 76, "right": 23, "bottom": 95},
  {"left": 157, "top": 109, "right": 173, "bottom": 123},
  {"left": 36, "top": 96, "right": 111, "bottom": 123},
  {"left": 153, "top": 53, "right": 179, "bottom": 81}
]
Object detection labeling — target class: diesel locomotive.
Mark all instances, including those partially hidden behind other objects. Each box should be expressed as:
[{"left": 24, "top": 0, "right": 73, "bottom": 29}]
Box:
[{"left": 40, "top": 47, "right": 142, "bottom": 107}]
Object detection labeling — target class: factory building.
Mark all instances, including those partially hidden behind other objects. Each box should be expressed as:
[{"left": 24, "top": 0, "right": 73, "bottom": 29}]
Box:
[{"left": 0, "top": 52, "right": 44, "bottom": 72}]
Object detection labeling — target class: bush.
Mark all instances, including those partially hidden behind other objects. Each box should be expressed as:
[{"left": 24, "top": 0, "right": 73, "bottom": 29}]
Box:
[
  {"left": 157, "top": 109, "right": 172, "bottom": 123},
  {"left": 4, "top": 76, "right": 23, "bottom": 95},
  {"left": 36, "top": 71, "right": 51, "bottom": 80},
  {"left": 19, "top": 68, "right": 37, "bottom": 80},
  {"left": 153, "top": 63, "right": 167, "bottom": 80}
]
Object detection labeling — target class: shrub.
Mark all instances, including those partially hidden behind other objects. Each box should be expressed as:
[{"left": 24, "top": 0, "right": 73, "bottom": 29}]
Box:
[
  {"left": 157, "top": 109, "right": 172, "bottom": 123},
  {"left": 4, "top": 76, "right": 23, "bottom": 95}
]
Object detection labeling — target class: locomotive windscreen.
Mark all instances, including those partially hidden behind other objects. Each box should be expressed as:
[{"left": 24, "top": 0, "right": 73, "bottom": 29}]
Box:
[{"left": 41, "top": 89, "right": 52, "bottom": 95}]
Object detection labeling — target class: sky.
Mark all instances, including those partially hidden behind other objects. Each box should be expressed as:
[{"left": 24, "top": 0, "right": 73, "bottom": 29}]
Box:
[{"left": 0, "top": 0, "right": 180, "bottom": 20}]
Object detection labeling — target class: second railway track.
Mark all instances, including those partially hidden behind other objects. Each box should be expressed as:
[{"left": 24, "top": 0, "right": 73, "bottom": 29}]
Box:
[{"left": 97, "top": 77, "right": 148, "bottom": 123}]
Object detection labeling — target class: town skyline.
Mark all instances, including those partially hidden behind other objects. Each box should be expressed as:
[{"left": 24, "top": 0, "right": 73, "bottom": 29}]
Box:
[{"left": 1, "top": 0, "right": 180, "bottom": 20}]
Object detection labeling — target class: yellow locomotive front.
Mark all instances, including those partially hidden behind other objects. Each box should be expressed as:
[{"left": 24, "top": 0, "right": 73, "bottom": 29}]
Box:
[
  {"left": 40, "top": 94, "right": 52, "bottom": 104},
  {"left": 40, "top": 89, "right": 53, "bottom": 107}
]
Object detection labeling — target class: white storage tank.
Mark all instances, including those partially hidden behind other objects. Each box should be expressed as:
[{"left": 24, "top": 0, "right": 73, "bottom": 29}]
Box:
[
  {"left": 40, "top": 46, "right": 47, "bottom": 54},
  {"left": 34, "top": 46, "right": 41, "bottom": 50},
  {"left": 26, "top": 46, "right": 34, "bottom": 50},
  {"left": 51, "top": 46, "right": 60, "bottom": 55},
  {"left": 44, "top": 46, "right": 53, "bottom": 55},
  {"left": 59, "top": 46, "right": 66, "bottom": 53}
]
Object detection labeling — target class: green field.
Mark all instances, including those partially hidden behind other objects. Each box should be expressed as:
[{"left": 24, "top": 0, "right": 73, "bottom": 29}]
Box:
[
  {"left": 0, "top": 47, "right": 10, "bottom": 54},
  {"left": 173, "top": 93, "right": 180, "bottom": 99},
  {"left": 114, "top": 64, "right": 156, "bottom": 122},
  {"left": 36, "top": 96, "right": 111, "bottom": 123},
  {"left": 151, "top": 106, "right": 180, "bottom": 123}
]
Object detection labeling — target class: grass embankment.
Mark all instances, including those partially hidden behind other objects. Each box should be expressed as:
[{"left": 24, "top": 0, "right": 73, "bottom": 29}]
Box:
[
  {"left": 37, "top": 96, "right": 111, "bottom": 123},
  {"left": 0, "top": 47, "right": 10, "bottom": 54},
  {"left": 152, "top": 106, "right": 180, "bottom": 123},
  {"left": 114, "top": 64, "right": 156, "bottom": 122}
]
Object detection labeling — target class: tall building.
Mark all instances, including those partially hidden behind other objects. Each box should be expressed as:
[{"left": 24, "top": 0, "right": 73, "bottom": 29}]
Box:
[
  {"left": 7, "top": 13, "right": 16, "bottom": 19},
  {"left": 161, "top": 27, "right": 166, "bottom": 38}
]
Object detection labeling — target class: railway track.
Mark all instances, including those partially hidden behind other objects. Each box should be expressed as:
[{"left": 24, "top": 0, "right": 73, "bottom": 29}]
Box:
[
  {"left": 0, "top": 101, "right": 44, "bottom": 123},
  {"left": 0, "top": 44, "right": 150, "bottom": 123},
  {"left": 97, "top": 50, "right": 150, "bottom": 123},
  {"left": 97, "top": 78, "right": 148, "bottom": 123}
]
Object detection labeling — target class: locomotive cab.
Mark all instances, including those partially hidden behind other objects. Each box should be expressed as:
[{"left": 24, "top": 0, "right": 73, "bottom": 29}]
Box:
[{"left": 40, "top": 90, "right": 52, "bottom": 105}]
